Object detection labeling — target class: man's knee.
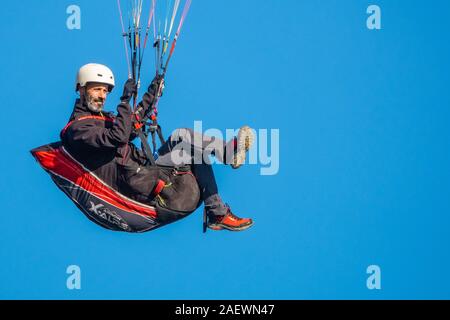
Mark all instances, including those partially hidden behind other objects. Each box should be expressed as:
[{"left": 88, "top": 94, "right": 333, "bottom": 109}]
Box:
[{"left": 172, "top": 128, "right": 194, "bottom": 142}]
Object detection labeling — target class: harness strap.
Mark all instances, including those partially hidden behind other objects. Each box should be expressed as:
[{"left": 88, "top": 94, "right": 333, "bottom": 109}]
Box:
[
  {"left": 137, "top": 130, "right": 157, "bottom": 166},
  {"left": 152, "top": 179, "right": 166, "bottom": 197}
]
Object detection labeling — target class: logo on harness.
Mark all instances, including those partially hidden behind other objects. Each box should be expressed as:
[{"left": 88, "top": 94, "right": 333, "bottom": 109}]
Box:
[{"left": 88, "top": 201, "right": 132, "bottom": 232}]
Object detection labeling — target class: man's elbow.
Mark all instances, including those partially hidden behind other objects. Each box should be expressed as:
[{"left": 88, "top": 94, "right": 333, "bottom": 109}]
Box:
[{"left": 110, "top": 130, "right": 130, "bottom": 146}]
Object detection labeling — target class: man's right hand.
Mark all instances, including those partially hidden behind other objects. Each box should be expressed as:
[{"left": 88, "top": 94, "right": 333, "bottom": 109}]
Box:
[
  {"left": 121, "top": 78, "right": 138, "bottom": 103},
  {"left": 148, "top": 74, "right": 165, "bottom": 98},
  {"left": 133, "top": 75, "right": 165, "bottom": 119}
]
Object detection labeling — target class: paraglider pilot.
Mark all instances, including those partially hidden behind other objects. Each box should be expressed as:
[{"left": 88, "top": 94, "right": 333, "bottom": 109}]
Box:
[{"left": 62, "top": 63, "right": 254, "bottom": 231}]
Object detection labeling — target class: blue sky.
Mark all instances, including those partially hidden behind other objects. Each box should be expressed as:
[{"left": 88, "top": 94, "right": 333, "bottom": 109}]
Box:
[{"left": 1, "top": 0, "right": 450, "bottom": 299}]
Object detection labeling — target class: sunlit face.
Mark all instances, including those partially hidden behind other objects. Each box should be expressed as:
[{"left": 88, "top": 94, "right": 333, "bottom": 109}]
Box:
[{"left": 81, "top": 82, "right": 109, "bottom": 112}]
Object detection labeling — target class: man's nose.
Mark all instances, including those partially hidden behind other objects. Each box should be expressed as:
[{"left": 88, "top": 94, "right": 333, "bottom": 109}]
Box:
[{"left": 99, "top": 91, "right": 107, "bottom": 100}]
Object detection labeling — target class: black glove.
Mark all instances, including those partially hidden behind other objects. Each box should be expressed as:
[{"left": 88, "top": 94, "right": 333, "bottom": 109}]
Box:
[
  {"left": 121, "top": 78, "right": 138, "bottom": 103},
  {"left": 148, "top": 74, "right": 165, "bottom": 97}
]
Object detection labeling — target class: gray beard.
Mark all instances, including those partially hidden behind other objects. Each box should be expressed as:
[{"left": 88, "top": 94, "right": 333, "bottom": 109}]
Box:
[{"left": 86, "top": 95, "right": 104, "bottom": 113}]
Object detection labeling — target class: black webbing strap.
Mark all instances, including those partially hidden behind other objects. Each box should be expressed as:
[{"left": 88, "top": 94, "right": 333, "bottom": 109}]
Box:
[
  {"left": 137, "top": 130, "right": 156, "bottom": 166},
  {"left": 134, "top": 96, "right": 166, "bottom": 167},
  {"left": 156, "top": 125, "right": 166, "bottom": 145},
  {"left": 151, "top": 128, "right": 157, "bottom": 153},
  {"left": 149, "top": 125, "right": 166, "bottom": 148},
  {"left": 203, "top": 208, "right": 208, "bottom": 233}
]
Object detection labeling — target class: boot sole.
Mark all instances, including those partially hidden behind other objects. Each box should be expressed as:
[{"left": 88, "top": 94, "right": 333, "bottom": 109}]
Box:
[
  {"left": 231, "top": 126, "right": 255, "bottom": 169},
  {"left": 207, "top": 220, "right": 254, "bottom": 231}
]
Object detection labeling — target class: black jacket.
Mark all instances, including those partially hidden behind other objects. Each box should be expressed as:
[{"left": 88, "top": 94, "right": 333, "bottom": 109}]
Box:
[{"left": 62, "top": 94, "right": 156, "bottom": 199}]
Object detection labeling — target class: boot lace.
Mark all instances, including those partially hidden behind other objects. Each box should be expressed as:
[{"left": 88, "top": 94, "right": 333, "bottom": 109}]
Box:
[{"left": 224, "top": 204, "right": 240, "bottom": 221}]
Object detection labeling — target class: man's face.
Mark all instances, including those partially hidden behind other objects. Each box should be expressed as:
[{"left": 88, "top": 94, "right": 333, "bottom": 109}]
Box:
[{"left": 82, "top": 83, "right": 109, "bottom": 112}]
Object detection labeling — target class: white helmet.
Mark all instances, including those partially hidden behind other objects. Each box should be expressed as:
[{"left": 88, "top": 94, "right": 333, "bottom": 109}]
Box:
[{"left": 75, "top": 63, "right": 115, "bottom": 92}]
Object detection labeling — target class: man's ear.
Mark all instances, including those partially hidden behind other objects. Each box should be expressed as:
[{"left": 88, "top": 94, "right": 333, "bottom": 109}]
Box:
[{"left": 79, "top": 87, "right": 86, "bottom": 100}]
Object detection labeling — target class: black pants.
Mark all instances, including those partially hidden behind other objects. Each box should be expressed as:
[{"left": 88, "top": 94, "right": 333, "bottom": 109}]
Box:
[{"left": 155, "top": 128, "right": 235, "bottom": 216}]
